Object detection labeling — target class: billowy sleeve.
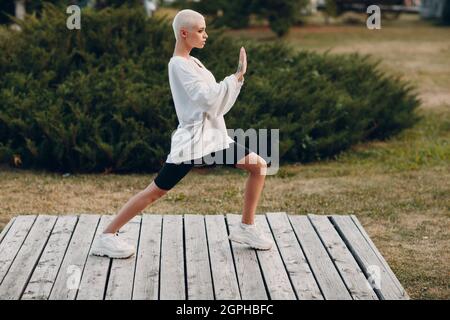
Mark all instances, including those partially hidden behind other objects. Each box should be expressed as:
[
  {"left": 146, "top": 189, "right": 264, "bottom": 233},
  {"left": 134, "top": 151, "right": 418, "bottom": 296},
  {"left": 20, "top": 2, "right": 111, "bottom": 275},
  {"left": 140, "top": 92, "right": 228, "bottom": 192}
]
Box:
[{"left": 172, "top": 60, "right": 244, "bottom": 118}]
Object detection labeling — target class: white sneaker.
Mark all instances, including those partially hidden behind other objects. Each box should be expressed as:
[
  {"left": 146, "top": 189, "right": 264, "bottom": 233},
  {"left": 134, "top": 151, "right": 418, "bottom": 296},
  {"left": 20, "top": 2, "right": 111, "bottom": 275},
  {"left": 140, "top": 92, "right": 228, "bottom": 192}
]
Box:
[
  {"left": 90, "top": 232, "right": 136, "bottom": 259},
  {"left": 228, "top": 222, "right": 274, "bottom": 250}
]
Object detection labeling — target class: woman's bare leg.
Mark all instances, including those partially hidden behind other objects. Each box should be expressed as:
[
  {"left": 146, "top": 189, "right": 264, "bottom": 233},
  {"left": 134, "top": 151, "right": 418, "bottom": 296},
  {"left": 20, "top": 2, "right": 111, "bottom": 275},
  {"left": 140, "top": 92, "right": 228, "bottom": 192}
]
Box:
[
  {"left": 103, "top": 152, "right": 266, "bottom": 233},
  {"left": 235, "top": 152, "right": 267, "bottom": 225},
  {"left": 103, "top": 181, "right": 168, "bottom": 234}
]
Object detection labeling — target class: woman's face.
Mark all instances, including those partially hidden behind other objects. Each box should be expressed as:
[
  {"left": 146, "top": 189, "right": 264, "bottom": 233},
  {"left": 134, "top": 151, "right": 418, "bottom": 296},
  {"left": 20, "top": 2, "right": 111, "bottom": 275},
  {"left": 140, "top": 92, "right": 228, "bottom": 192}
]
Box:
[{"left": 184, "top": 18, "right": 208, "bottom": 49}]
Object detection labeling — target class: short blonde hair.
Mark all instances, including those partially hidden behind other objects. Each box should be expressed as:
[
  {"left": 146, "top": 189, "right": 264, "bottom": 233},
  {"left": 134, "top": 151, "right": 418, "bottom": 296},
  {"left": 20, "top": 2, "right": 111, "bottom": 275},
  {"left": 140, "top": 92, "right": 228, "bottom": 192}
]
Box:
[{"left": 172, "top": 9, "right": 204, "bottom": 42}]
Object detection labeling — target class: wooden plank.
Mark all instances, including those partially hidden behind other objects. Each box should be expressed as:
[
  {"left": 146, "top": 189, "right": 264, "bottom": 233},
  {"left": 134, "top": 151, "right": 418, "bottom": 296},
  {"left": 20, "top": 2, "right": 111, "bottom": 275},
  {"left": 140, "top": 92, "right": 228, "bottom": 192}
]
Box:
[
  {"left": 22, "top": 215, "right": 78, "bottom": 300},
  {"left": 0, "top": 215, "right": 37, "bottom": 285},
  {"left": 205, "top": 215, "right": 240, "bottom": 300},
  {"left": 0, "top": 217, "right": 16, "bottom": 244},
  {"left": 0, "top": 215, "right": 57, "bottom": 300},
  {"left": 76, "top": 215, "right": 114, "bottom": 300},
  {"left": 133, "top": 214, "right": 162, "bottom": 300},
  {"left": 184, "top": 214, "right": 214, "bottom": 300},
  {"left": 0, "top": 213, "right": 406, "bottom": 301},
  {"left": 105, "top": 215, "right": 141, "bottom": 300},
  {"left": 266, "top": 212, "right": 323, "bottom": 300},
  {"left": 308, "top": 214, "right": 378, "bottom": 300},
  {"left": 289, "top": 215, "right": 352, "bottom": 300},
  {"left": 351, "top": 215, "right": 409, "bottom": 299},
  {"left": 226, "top": 214, "right": 268, "bottom": 300},
  {"left": 49, "top": 214, "right": 100, "bottom": 300},
  {"left": 331, "top": 215, "right": 408, "bottom": 300},
  {"left": 159, "top": 214, "right": 185, "bottom": 300},
  {"left": 254, "top": 214, "right": 297, "bottom": 300}
]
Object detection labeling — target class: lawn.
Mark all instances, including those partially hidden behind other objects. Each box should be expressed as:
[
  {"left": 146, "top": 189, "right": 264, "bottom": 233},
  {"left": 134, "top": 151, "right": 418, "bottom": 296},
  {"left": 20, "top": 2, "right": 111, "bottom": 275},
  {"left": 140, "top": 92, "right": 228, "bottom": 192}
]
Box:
[{"left": 1, "top": 12, "right": 449, "bottom": 299}]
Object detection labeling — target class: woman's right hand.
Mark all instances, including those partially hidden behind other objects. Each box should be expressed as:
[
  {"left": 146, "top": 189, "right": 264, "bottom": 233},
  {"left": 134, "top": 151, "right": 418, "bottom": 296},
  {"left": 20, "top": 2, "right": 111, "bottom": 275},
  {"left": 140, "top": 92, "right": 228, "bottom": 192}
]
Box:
[{"left": 235, "top": 47, "right": 247, "bottom": 82}]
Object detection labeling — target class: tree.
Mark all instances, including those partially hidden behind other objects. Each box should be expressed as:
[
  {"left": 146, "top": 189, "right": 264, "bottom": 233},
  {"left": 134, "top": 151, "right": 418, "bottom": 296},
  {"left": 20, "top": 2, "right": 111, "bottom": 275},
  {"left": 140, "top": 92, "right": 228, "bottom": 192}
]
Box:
[
  {"left": 0, "top": 1, "right": 14, "bottom": 24},
  {"left": 175, "top": 0, "right": 308, "bottom": 37},
  {"left": 0, "top": 0, "right": 69, "bottom": 25},
  {"left": 251, "top": 0, "right": 308, "bottom": 37},
  {"left": 0, "top": 0, "right": 158, "bottom": 25},
  {"left": 86, "top": 0, "right": 158, "bottom": 17}
]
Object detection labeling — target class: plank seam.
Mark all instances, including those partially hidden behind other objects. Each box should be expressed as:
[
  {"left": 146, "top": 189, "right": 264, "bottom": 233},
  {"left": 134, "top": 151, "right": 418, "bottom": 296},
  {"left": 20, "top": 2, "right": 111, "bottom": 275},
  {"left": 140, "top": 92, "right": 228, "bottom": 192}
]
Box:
[
  {"left": 72, "top": 215, "right": 102, "bottom": 300},
  {"left": 130, "top": 215, "right": 143, "bottom": 300},
  {"left": 203, "top": 215, "right": 217, "bottom": 300},
  {"left": 182, "top": 215, "right": 188, "bottom": 300},
  {"left": 101, "top": 238, "right": 113, "bottom": 299},
  {"left": 0, "top": 217, "right": 16, "bottom": 245},
  {"left": 47, "top": 215, "right": 79, "bottom": 300},
  {"left": 350, "top": 215, "right": 408, "bottom": 298},
  {"left": 18, "top": 216, "right": 58, "bottom": 300},
  {"left": 287, "top": 214, "right": 326, "bottom": 299},
  {"left": 308, "top": 215, "right": 358, "bottom": 300},
  {"left": 265, "top": 213, "right": 299, "bottom": 300},
  {"left": 254, "top": 215, "right": 272, "bottom": 300},
  {"left": 329, "top": 216, "right": 384, "bottom": 300},
  {"left": 157, "top": 214, "right": 163, "bottom": 300},
  {"left": 224, "top": 215, "right": 243, "bottom": 300},
  {"left": 0, "top": 215, "right": 38, "bottom": 287}
]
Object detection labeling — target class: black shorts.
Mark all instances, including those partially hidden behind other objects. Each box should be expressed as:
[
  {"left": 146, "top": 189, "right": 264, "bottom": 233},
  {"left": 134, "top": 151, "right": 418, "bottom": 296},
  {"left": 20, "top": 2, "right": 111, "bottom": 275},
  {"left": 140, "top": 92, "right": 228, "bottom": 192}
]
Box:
[{"left": 154, "top": 142, "right": 252, "bottom": 191}]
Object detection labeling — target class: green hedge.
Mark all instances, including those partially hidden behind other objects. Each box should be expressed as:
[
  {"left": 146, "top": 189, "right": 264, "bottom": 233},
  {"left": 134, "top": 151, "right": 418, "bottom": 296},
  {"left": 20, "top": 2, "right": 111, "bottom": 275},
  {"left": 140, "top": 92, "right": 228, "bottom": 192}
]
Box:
[{"left": 0, "top": 4, "right": 420, "bottom": 173}]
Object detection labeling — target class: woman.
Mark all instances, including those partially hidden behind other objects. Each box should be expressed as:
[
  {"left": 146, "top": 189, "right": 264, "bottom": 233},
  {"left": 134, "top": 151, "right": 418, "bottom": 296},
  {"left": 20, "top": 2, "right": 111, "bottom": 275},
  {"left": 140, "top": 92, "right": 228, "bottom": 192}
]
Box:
[{"left": 91, "top": 9, "right": 273, "bottom": 259}]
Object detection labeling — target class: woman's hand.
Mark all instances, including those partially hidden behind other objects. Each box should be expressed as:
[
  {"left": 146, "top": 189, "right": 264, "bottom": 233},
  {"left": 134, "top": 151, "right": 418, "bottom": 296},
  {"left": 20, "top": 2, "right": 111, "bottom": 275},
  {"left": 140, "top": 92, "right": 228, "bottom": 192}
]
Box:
[{"left": 235, "top": 47, "right": 247, "bottom": 82}]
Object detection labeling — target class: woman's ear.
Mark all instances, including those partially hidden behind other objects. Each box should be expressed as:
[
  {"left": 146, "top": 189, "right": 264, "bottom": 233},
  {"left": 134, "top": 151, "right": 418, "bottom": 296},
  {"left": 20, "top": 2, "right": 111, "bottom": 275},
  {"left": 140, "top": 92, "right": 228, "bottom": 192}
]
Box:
[{"left": 180, "top": 28, "right": 187, "bottom": 39}]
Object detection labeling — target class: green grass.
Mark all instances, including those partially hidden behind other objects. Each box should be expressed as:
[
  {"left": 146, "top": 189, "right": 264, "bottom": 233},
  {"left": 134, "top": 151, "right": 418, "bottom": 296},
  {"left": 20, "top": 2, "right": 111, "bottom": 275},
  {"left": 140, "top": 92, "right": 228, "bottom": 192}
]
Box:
[{"left": 334, "top": 110, "right": 450, "bottom": 172}]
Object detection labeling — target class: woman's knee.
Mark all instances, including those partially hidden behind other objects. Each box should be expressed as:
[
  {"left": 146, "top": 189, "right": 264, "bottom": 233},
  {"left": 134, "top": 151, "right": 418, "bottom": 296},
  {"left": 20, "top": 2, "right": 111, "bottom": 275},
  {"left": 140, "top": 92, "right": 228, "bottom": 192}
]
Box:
[
  {"left": 237, "top": 153, "right": 267, "bottom": 175},
  {"left": 142, "top": 181, "right": 168, "bottom": 202},
  {"left": 256, "top": 157, "right": 267, "bottom": 175}
]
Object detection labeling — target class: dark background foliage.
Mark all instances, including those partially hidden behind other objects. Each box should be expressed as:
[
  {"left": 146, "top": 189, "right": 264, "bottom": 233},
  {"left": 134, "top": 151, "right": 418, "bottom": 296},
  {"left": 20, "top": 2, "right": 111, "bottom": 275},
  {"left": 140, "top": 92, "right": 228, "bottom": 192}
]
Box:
[{"left": 0, "top": 4, "right": 420, "bottom": 173}]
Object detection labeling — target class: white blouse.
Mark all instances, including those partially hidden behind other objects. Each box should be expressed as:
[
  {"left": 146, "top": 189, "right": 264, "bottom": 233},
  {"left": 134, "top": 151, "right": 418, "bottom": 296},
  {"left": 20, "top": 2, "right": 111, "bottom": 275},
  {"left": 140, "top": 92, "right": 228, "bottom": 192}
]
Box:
[{"left": 165, "top": 55, "right": 244, "bottom": 164}]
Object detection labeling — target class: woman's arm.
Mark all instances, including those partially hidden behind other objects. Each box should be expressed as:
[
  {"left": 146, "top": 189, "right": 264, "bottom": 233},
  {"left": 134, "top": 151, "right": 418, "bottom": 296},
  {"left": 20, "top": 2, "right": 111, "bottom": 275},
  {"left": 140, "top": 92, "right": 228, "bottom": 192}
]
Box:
[
  {"left": 234, "top": 47, "right": 247, "bottom": 82},
  {"left": 172, "top": 59, "right": 244, "bottom": 118}
]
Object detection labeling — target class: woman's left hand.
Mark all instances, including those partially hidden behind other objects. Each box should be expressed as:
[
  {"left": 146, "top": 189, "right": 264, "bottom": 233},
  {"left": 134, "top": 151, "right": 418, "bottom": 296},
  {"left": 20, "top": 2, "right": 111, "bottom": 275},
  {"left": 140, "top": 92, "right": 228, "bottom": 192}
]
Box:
[{"left": 235, "top": 47, "right": 247, "bottom": 82}]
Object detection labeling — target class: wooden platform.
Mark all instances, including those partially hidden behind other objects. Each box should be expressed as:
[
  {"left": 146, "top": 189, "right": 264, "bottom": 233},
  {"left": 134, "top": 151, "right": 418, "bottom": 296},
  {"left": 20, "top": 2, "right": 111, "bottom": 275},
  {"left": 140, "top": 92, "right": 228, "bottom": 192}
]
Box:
[{"left": 0, "top": 213, "right": 409, "bottom": 300}]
